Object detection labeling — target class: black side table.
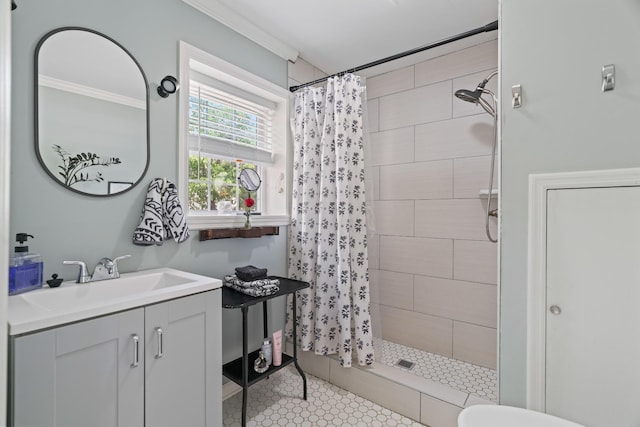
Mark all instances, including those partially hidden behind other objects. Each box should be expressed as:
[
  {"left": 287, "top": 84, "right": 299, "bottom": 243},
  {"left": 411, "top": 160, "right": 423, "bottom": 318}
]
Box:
[{"left": 222, "top": 276, "right": 310, "bottom": 427}]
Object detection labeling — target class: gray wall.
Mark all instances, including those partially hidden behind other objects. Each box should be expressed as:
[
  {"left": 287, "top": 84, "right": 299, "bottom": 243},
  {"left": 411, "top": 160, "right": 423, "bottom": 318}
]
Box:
[
  {"left": 500, "top": 0, "right": 640, "bottom": 405},
  {"left": 11, "top": 0, "right": 289, "bottom": 362}
]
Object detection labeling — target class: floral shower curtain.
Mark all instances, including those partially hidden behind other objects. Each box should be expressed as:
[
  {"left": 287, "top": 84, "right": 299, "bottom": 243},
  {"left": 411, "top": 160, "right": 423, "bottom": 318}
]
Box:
[{"left": 287, "top": 74, "right": 374, "bottom": 367}]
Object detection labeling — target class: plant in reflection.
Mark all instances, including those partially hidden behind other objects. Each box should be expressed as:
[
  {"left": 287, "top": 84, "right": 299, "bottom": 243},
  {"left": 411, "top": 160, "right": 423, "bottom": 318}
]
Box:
[{"left": 53, "top": 144, "right": 122, "bottom": 187}]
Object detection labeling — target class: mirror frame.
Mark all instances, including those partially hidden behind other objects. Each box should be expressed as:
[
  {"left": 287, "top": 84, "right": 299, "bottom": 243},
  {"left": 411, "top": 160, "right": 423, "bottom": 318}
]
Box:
[{"left": 34, "top": 27, "right": 150, "bottom": 197}]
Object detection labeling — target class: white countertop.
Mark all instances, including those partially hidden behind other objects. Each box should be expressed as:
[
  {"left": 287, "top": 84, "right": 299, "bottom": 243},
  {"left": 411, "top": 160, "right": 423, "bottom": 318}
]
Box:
[{"left": 8, "top": 267, "right": 222, "bottom": 336}]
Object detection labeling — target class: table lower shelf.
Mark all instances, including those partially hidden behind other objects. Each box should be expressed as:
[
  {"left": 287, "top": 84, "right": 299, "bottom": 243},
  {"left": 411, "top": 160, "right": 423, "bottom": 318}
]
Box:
[{"left": 223, "top": 348, "right": 294, "bottom": 387}]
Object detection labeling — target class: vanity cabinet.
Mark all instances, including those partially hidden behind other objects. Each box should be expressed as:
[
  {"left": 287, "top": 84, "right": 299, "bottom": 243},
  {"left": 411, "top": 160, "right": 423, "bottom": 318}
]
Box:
[{"left": 9, "top": 290, "right": 221, "bottom": 427}]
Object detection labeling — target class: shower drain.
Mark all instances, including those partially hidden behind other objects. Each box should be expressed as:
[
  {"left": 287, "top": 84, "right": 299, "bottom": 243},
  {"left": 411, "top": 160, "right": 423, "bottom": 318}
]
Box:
[{"left": 396, "top": 359, "right": 415, "bottom": 370}]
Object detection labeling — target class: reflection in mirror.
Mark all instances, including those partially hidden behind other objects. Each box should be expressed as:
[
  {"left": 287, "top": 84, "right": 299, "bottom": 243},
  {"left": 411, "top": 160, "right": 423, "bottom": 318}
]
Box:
[
  {"left": 35, "top": 27, "right": 149, "bottom": 196},
  {"left": 238, "top": 167, "right": 261, "bottom": 192}
]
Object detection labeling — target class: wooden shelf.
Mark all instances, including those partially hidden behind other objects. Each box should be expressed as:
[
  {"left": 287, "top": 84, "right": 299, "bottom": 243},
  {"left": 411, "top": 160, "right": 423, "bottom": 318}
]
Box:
[{"left": 199, "top": 226, "right": 279, "bottom": 241}]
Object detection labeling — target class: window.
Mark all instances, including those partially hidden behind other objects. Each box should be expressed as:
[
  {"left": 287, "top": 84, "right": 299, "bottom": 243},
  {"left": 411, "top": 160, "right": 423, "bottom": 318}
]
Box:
[
  {"left": 188, "top": 77, "right": 269, "bottom": 213},
  {"left": 178, "top": 41, "right": 290, "bottom": 229},
  {"left": 187, "top": 158, "right": 258, "bottom": 212}
]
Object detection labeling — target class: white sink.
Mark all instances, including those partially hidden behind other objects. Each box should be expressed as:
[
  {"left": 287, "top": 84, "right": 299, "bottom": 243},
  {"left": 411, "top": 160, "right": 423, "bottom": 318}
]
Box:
[
  {"left": 22, "top": 270, "right": 194, "bottom": 311},
  {"left": 8, "top": 268, "right": 222, "bottom": 335}
]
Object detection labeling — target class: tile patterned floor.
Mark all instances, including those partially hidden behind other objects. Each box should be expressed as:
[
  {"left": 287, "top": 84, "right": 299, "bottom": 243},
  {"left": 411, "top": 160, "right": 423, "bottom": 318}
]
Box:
[
  {"left": 223, "top": 366, "right": 424, "bottom": 427},
  {"left": 377, "top": 338, "right": 497, "bottom": 401}
]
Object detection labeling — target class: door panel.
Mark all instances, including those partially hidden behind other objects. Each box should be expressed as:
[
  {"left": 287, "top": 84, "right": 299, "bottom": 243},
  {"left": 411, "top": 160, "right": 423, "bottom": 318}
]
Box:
[
  {"left": 56, "top": 309, "right": 144, "bottom": 427},
  {"left": 12, "top": 309, "right": 144, "bottom": 427},
  {"left": 56, "top": 339, "right": 119, "bottom": 427},
  {"left": 546, "top": 187, "right": 640, "bottom": 426}
]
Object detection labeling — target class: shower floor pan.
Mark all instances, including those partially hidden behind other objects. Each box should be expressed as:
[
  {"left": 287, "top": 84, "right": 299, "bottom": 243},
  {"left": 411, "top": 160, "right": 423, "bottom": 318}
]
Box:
[
  {"left": 378, "top": 338, "right": 496, "bottom": 401},
  {"left": 295, "top": 338, "right": 496, "bottom": 426}
]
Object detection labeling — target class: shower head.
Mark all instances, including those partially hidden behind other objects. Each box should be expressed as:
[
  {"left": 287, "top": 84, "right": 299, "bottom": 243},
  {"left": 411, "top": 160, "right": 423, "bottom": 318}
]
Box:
[
  {"left": 455, "top": 88, "right": 483, "bottom": 104},
  {"left": 454, "top": 71, "right": 498, "bottom": 118},
  {"left": 455, "top": 73, "right": 492, "bottom": 103}
]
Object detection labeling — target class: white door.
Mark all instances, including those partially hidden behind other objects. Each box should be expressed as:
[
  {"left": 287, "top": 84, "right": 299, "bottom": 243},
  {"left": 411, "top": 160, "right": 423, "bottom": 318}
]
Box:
[{"left": 546, "top": 186, "right": 640, "bottom": 426}]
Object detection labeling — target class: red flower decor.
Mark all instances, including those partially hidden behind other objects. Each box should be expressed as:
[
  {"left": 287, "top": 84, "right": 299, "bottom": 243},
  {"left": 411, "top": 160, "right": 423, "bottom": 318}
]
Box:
[{"left": 243, "top": 197, "right": 254, "bottom": 229}]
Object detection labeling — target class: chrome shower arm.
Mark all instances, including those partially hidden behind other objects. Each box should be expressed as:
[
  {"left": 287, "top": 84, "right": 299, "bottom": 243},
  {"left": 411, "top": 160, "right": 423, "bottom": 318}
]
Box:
[{"left": 477, "top": 88, "right": 497, "bottom": 117}]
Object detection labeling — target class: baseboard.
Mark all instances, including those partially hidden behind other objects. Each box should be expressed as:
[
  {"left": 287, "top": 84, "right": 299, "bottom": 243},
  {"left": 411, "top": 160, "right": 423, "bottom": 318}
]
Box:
[{"left": 222, "top": 381, "right": 242, "bottom": 401}]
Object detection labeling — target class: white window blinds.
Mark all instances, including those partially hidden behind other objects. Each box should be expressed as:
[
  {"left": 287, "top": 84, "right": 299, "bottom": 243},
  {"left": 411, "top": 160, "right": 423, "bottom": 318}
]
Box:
[{"left": 189, "top": 77, "right": 275, "bottom": 165}]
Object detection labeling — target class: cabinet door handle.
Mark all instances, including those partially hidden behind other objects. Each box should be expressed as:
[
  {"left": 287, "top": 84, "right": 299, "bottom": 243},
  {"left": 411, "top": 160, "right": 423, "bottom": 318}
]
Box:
[
  {"left": 131, "top": 334, "right": 140, "bottom": 368},
  {"left": 155, "top": 327, "right": 164, "bottom": 359}
]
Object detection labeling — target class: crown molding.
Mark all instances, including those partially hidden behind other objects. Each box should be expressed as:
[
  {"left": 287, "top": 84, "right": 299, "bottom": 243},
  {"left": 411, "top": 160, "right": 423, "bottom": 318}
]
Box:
[
  {"left": 182, "top": 0, "right": 299, "bottom": 62},
  {"left": 39, "top": 75, "right": 146, "bottom": 110}
]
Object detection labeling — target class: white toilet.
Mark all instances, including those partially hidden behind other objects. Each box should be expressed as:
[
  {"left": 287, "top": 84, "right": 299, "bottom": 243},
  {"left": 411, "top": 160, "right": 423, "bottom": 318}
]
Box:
[{"left": 458, "top": 405, "right": 586, "bottom": 427}]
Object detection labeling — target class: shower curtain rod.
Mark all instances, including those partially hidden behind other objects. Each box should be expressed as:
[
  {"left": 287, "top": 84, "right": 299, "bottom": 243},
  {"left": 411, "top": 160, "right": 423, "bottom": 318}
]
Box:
[{"left": 289, "top": 20, "right": 498, "bottom": 92}]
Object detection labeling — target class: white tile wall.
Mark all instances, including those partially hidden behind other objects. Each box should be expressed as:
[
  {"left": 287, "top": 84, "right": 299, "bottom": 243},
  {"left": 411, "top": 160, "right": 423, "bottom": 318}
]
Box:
[
  {"left": 367, "top": 98, "right": 380, "bottom": 132},
  {"left": 453, "top": 240, "right": 497, "bottom": 285},
  {"left": 379, "top": 81, "right": 452, "bottom": 130},
  {"left": 369, "top": 268, "right": 380, "bottom": 304},
  {"left": 373, "top": 200, "right": 414, "bottom": 236},
  {"left": 379, "top": 160, "right": 452, "bottom": 200},
  {"left": 420, "top": 395, "right": 463, "bottom": 427},
  {"left": 453, "top": 156, "right": 497, "bottom": 199},
  {"left": 367, "top": 66, "right": 415, "bottom": 99},
  {"left": 415, "top": 114, "right": 494, "bottom": 162},
  {"left": 380, "top": 305, "right": 453, "bottom": 357},
  {"left": 453, "top": 321, "right": 497, "bottom": 369},
  {"left": 367, "top": 40, "right": 498, "bottom": 369},
  {"left": 415, "top": 199, "right": 497, "bottom": 241},
  {"left": 379, "top": 236, "right": 453, "bottom": 278},
  {"left": 368, "top": 233, "right": 380, "bottom": 270},
  {"left": 414, "top": 41, "right": 498, "bottom": 88},
  {"left": 369, "top": 126, "right": 415, "bottom": 166},
  {"left": 369, "top": 166, "right": 380, "bottom": 201},
  {"left": 413, "top": 276, "right": 497, "bottom": 328},
  {"left": 378, "top": 269, "right": 414, "bottom": 311}
]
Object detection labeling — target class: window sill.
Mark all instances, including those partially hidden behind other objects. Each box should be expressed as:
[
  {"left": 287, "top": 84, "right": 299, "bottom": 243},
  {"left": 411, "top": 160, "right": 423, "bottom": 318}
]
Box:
[{"left": 187, "top": 214, "right": 290, "bottom": 231}]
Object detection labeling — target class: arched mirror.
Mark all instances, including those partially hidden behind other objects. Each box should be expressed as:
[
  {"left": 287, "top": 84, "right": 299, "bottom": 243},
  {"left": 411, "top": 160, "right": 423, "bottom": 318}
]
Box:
[{"left": 35, "top": 27, "right": 149, "bottom": 196}]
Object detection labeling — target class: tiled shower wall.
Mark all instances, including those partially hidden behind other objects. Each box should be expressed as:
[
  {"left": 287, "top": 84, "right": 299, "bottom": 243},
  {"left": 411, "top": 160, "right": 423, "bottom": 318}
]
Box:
[
  {"left": 366, "top": 40, "right": 498, "bottom": 369},
  {"left": 288, "top": 40, "right": 498, "bottom": 370}
]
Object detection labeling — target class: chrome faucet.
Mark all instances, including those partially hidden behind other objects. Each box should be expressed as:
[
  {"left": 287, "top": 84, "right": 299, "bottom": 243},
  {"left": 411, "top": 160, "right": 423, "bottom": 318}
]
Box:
[{"left": 63, "top": 255, "right": 132, "bottom": 283}]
